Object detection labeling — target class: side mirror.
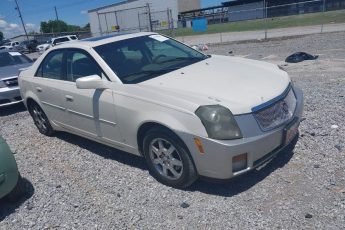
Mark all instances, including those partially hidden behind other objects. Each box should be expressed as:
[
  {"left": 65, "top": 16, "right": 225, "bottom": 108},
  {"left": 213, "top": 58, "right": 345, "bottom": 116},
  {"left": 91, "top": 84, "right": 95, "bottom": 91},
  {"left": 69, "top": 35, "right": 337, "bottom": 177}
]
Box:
[{"left": 76, "top": 75, "right": 106, "bottom": 89}]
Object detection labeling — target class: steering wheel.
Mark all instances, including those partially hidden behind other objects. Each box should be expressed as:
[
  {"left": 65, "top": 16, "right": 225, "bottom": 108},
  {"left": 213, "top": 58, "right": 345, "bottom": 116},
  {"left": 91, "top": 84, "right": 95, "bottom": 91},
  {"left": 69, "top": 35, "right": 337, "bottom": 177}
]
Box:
[{"left": 153, "top": 54, "right": 167, "bottom": 63}]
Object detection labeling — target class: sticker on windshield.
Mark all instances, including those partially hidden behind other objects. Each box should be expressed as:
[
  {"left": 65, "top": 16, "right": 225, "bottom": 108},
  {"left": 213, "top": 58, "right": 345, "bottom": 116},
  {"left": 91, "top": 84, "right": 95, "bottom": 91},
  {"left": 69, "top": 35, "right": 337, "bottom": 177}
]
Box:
[
  {"left": 9, "top": 52, "right": 21, "bottom": 56},
  {"left": 149, "top": 35, "right": 169, "bottom": 42}
]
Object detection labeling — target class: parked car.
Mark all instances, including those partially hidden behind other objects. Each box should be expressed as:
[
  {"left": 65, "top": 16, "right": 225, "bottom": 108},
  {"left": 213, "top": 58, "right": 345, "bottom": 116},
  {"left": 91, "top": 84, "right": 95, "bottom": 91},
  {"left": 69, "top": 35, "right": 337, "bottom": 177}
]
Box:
[
  {"left": 17, "top": 39, "right": 38, "bottom": 53},
  {"left": 36, "top": 35, "right": 78, "bottom": 53},
  {"left": 19, "top": 32, "right": 303, "bottom": 188},
  {"left": 0, "top": 41, "right": 20, "bottom": 50},
  {"left": 0, "top": 136, "right": 22, "bottom": 201},
  {"left": 0, "top": 50, "right": 33, "bottom": 107},
  {"left": 35, "top": 40, "right": 50, "bottom": 53},
  {"left": 0, "top": 39, "right": 11, "bottom": 46}
]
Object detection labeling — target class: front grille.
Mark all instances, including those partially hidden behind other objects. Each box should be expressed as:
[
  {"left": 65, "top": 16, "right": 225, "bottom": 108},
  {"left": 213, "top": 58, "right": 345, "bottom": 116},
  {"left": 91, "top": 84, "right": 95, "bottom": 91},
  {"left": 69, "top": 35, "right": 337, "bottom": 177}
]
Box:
[
  {"left": 254, "top": 88, "right": 297, "bottom": 131},
  {"left": 3, "top": 77, "right": 18, "bottom": 87}
]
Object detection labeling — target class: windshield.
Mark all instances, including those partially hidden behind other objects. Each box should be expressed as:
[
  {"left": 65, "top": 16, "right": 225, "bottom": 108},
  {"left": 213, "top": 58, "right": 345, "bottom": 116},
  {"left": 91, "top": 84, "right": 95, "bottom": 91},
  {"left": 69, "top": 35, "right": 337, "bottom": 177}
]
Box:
[
  {"left": 94, "top": 35, "right": 207, "bottom": 84},
  {"left": 0, "top": 52, "right": 32, "bottom": 67}
]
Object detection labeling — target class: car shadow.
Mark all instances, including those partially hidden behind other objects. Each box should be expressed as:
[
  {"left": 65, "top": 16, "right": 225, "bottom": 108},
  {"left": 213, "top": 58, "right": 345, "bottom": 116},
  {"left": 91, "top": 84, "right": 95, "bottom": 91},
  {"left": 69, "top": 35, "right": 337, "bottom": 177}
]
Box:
[
  {"left": 55, "top": 132, "right": 147, "bottom": 171},
  {"left": 0, "top": 177, "right": 35, "bottom": 221},
  {"left": 0, "top": 103, "right": 27, "bottom": 117},
  {"left": 55, "top": 131, "right": 297, "bottom": 197}
]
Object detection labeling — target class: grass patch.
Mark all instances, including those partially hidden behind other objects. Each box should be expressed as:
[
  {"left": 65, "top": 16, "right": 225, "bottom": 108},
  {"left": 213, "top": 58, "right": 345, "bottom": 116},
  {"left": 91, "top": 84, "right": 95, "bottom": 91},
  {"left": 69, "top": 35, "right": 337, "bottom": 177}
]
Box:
[{"left": 161, "top": 9, "right": 345, "bottom": 37}]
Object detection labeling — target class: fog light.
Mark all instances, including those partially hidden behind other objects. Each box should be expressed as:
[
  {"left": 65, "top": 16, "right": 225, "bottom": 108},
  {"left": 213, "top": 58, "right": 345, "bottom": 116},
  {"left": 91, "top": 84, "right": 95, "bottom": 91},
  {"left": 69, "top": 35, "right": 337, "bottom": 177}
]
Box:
[{"left": 232, "top": 153, "right": 247, "bottom": 172}]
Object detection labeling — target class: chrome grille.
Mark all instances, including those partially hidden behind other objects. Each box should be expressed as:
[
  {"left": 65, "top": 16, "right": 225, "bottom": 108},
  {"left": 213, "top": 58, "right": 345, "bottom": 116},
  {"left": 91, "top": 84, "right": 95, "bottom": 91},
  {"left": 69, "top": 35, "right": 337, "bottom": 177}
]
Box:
[{"left": 254, "top": 89, "right": 297, "bottom": 131}]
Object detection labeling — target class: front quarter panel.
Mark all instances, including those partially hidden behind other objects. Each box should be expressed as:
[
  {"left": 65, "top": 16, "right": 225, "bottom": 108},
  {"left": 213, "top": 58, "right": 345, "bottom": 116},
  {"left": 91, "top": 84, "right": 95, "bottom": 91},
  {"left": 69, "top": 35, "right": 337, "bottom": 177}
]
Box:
[{"left": 112, "top": 89, "right": 208, "bottom": 152}]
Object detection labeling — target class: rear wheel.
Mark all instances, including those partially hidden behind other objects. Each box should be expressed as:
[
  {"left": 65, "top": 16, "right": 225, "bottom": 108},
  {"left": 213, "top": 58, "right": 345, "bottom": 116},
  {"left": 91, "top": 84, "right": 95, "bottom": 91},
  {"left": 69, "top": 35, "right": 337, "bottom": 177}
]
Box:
[
  {"left": 28, "top": 102, "right": 54, "bottom": 136},
  {"left": 143, "top": 127, "right": 197, "bottom": 188}
]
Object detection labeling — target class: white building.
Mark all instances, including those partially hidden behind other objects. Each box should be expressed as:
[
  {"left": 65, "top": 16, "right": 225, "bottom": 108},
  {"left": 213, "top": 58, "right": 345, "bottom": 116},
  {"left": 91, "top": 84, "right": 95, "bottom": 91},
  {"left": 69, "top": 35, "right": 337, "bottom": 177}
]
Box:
[{"left": 88, "top": 0, "right": 200, "bottom": 36}]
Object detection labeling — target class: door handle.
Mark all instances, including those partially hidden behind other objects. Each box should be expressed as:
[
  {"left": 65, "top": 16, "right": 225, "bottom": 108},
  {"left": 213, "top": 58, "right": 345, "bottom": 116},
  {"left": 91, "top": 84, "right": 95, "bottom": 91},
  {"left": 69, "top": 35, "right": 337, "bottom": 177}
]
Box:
[
  {"left": 36, "top": 87, "right": 42, "bottom": 92},
  {"left": 65, "top": 95, "right": 74, "bottom": 102}
]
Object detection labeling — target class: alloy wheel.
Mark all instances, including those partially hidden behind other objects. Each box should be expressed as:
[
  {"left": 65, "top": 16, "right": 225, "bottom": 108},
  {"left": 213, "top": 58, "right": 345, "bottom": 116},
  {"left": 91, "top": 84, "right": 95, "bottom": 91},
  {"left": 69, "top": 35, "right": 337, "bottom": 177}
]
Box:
[{"left": 149, "top": 138, "right": 183, "bottom": 180}]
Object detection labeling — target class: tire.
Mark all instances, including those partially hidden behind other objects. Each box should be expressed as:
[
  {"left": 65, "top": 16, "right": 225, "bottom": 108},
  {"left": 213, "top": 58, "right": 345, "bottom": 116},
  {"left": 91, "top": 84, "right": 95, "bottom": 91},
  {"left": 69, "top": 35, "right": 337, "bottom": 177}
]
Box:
[
  {"left": 143, "top": 127, "right": 198, "bottom": 188},
  {"left": 28, "top": 102, "right": 55, "bottom": 136},
  {"left": 4, "top": 175, "right": 26, "bottom": 202}
]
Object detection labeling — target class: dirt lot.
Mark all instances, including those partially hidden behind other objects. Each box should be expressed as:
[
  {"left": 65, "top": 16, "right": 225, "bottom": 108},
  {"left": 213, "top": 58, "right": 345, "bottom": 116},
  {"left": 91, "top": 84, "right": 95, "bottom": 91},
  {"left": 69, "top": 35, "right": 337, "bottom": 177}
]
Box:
[{"left": 0, "top": 32, "right": 344, "bottom": 229}]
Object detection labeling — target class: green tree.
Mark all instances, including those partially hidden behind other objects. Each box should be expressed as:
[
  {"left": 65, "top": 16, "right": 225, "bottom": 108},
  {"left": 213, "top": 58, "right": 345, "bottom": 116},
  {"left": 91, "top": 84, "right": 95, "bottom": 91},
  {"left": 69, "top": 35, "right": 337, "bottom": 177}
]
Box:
[
  {"left": 83, "top": 23, "right": 90, "bottom": 31},
  {"left": 40, "top": 20, "right": 68, "bottom": 33},
  {"left": 40, "top": 20, "right": 89, "bottom": 33},
  {"left": 67, "top": 25, "right": 81, "bottom": 32},
  {"left": 0, "top": 31, "right": 3, "bottom": 42}
]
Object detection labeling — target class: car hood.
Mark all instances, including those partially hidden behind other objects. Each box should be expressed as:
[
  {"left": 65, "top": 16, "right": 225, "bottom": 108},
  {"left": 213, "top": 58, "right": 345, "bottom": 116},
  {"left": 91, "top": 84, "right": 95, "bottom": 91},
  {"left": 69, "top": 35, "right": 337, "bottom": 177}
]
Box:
[
  {"left": 139, "top": 55, "right": 290, "bottom": 115},
  {"left": 0, "top": 63, "right": 32, "bottom": 80}
]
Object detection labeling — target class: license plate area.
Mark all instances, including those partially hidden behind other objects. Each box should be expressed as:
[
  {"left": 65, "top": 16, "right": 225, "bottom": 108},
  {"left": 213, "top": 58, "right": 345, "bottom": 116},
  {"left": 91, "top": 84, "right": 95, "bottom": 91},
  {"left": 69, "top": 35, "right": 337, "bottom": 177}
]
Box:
[{"left": 282, "top": 118, "right": 299, "bottom": 145}]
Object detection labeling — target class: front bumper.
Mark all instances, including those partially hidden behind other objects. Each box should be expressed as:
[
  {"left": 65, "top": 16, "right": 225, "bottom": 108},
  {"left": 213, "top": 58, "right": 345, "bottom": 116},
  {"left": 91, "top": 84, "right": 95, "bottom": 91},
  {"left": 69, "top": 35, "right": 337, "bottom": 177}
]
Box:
[
  {"left": 0, "top": 86, "right": 23, "bottom": 107},
  {"left": 177, "top": 86, "right": 304, "bottom": 179}
]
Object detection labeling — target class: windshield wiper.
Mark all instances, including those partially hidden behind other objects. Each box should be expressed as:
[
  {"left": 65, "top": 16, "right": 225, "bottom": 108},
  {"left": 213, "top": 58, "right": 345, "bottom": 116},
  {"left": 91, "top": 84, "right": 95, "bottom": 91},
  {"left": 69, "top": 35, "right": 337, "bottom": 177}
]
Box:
[
  {"left": 122, "top": 67, "right": 180, "bottom": 78},
  {"left": 157, "top": 56, "right": 206, "bottom": 64}
]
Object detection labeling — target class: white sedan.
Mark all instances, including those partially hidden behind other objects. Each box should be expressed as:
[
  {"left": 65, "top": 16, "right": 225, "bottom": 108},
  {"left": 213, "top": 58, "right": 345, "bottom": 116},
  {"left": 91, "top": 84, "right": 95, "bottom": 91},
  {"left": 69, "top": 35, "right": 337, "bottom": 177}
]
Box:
[{"left": 19, "top": 32, "right": 303, "bottom": 188}]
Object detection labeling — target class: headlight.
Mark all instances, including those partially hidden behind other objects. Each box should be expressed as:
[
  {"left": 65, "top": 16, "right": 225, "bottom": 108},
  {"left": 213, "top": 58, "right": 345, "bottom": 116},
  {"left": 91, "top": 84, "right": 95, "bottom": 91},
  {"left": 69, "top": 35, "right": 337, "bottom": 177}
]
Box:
[{"left": 195, "top": 105, "right": 243, "bottom": 140}]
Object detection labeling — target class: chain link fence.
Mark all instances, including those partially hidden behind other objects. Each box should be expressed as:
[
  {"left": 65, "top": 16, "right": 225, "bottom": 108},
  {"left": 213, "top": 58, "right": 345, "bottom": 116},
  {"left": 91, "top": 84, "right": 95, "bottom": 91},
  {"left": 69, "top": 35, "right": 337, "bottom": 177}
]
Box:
[
  {"left": 94, "top": 5, "right": 173, "bottom": 36},
  {"left": 30, "top": 0, "right": 344, "bottom": 45},
  {"left": 164, "top": 0, "right": 345, "bottom": 45}
]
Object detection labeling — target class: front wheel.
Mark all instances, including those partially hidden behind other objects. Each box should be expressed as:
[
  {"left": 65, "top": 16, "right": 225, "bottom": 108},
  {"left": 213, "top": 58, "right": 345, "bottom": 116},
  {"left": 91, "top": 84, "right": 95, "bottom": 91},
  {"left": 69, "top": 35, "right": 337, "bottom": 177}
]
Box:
[{"left": 143, "top": 127, "right": 197, "bottom": 188}]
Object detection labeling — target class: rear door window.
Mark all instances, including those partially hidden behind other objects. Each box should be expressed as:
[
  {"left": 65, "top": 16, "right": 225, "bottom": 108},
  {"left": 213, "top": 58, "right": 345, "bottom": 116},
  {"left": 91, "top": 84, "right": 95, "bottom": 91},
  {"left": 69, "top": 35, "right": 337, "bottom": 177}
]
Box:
[{"left": 40, "top": 50, "right": 65, "bottom": 80}]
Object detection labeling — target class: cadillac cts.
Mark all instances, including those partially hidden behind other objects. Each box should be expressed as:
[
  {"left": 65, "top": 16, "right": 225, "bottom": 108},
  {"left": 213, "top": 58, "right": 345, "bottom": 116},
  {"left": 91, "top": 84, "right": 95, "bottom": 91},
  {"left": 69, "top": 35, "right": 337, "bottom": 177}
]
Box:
[{"left": 19, "top": 32, "right": 303, "bottom": 188}]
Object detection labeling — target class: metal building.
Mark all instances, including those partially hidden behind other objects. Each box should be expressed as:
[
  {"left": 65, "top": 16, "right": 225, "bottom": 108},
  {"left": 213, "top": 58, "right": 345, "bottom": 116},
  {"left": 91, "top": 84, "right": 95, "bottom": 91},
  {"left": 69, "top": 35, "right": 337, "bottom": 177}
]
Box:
[{"left": 88, "top": 0, "right": 200, "bottom": 36}]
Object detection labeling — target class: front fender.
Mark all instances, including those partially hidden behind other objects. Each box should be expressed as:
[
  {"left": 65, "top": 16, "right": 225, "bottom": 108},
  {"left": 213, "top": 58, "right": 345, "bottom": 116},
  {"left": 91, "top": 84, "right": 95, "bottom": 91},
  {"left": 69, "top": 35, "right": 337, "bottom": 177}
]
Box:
[{"left": 114, "top": 97, "right": 208, "bottom": 151}]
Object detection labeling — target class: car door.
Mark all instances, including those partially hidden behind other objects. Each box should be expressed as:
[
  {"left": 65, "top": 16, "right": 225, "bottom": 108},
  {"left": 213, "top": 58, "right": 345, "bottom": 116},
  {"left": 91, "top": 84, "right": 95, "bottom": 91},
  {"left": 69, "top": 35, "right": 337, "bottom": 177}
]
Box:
[
  {"left": 29, "top": 50, "right": 68, "bottom": 126},
  {"left": 61, "top": 49, "right": 122, "bottom": 145}
]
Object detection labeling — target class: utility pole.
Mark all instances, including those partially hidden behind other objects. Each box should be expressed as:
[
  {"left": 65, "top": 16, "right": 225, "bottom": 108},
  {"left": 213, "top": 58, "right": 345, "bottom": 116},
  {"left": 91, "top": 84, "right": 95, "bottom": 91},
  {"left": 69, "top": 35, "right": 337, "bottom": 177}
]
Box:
[
  {"left": 264, "top": 0, "right": 268, "bottom": 39},
  {"left": 14, "top": 0, "right": 29, "bottom": 41},
  {"left": 147, "top": 3, "right": 153, "bottom": 32},
  {"left": 54, "top": 6, "right": 59, "bottom": 21},
  {"left": 54, "top": 6, "right": 60, "bottom": 34},
  {"left": 321, "top": 0, "right": 326, "bottom": 33}
]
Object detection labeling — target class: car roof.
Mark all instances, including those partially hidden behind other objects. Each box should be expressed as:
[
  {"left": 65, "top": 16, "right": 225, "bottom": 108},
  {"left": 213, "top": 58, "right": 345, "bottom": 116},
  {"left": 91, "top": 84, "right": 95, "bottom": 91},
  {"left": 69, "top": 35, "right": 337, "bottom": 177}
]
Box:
[
  {"left": 52, "top": 35, "right": 77, "bottom": 40},
  {"left": 55, "top": 31, "right": 157, "bottom": 49}
]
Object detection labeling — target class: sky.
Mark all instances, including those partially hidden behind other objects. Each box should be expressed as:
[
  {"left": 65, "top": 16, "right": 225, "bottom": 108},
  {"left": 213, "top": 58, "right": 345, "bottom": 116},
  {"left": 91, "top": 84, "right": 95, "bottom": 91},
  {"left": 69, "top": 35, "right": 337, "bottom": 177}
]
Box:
[{"left": 0, "top": 0, "right": 224, "bottom": 39}]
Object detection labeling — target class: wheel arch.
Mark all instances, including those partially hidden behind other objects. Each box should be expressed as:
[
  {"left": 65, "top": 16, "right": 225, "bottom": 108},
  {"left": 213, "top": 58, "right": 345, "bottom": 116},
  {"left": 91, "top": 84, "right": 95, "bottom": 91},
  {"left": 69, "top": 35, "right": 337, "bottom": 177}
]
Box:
[
  {"left": 136, "top": 121, "right": 198, "bottom": 173},
  {"left": 137, "top": 122, "right": 189, "bottom": 156},
  {"left": 26, "top": 97, "right": 37, "bottom": 108}
]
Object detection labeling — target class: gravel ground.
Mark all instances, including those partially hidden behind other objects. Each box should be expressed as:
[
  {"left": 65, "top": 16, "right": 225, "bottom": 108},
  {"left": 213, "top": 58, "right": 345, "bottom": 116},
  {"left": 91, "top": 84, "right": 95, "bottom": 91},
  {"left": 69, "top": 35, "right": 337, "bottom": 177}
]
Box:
[{"left": 1, "top": 32, "right": 344, "bottom": 229}]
